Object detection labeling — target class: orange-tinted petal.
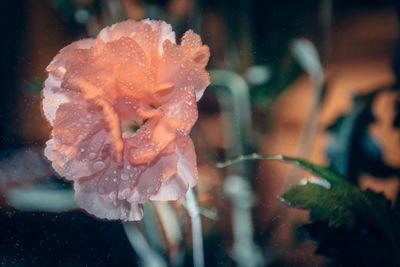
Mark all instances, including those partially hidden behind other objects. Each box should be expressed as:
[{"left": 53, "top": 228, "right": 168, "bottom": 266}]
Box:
[
  {"left": 150, "top": 136, "right": 197, "bottom": 201},
  {"left": 42, "top": 19, "right": 209, "bottom": 221}
]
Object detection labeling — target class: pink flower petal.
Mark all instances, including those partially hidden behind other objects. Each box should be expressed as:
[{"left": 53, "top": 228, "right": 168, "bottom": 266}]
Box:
[
  {"left": 47, "top": 38, "right": 95, "bottom": 77},
  {"left": 74, "top": 178, "right": 144, "bottom": 221},
  {"left": 42, "top": 19, "right": 209, "bottom": 221},
  {"left": 150, "top": 137, "right": 197, "bottom": 201},
  {"left": 97, "top": 19, "right": 176, "bottom": 56},
  {"left": 158, "top": 31, "right": 210, "bottom": 101}
]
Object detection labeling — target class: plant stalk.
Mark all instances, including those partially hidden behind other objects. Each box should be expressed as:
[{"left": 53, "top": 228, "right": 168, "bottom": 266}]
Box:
[{"left": 186, "top": 188, "right": 204, "bottom": 267}]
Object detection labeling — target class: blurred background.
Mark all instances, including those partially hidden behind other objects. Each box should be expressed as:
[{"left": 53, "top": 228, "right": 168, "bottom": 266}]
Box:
[{"left": 1, "top": 0, "right": 400, "bottom": 266}]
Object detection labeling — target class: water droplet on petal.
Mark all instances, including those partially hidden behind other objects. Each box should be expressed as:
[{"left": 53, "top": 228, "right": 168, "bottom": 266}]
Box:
[
  {"left": 121, "top": 173, "right": 129, "bottom": 180},
  {"left": 88, "top": 152, "right": 97, "bottom": 160},
  {"left": 93, "top": 161, "right": 105, "bottom": 171},
  {"left": 109, "top": 191, "right": 116, "bottom": 200},
  {"left": 121, "top": 188, "right": 130, "bottom": 198},
  {"left": 146, "top": 186, "right": 154, "bottom": 193}
]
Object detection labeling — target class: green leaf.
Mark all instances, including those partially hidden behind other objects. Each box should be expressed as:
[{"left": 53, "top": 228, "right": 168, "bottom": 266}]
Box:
[
  {"left": 217, "top": 153, "right": 400, "bottom": 264},
  {"left": 280, "top": 183, "right": 355, "bottom": 228},
  {"left": 216, "top": 153, "right": 350, "bottom": 188}
]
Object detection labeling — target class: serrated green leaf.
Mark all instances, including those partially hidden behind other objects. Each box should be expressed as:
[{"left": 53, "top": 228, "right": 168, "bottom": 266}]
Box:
[
  {"left": 280, "top": 183, "right": 355, "bottom": 228},
  {"left": 217, "top": 153, "right": 400, "bottom": 264}
]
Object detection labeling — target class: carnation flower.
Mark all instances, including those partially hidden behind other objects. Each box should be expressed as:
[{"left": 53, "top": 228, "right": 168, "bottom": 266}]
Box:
[{"left": 42, "top": 19, "right": 210, "bottom": 221}]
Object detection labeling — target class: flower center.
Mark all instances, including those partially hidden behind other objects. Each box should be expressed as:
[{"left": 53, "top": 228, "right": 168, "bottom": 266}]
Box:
[{"left": 121, "top": 119, "right": 148, "bottom": 139}]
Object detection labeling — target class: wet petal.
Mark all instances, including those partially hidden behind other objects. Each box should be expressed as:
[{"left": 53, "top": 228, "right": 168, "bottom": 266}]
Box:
[
  {"left": 42, "top": 73, "right": 69, "bottom": 125},
  {"left": 97, "top": 19, "right": 176, "bottom": 57},
  {"left": 47, "top": 38, "right": 95, "bottom": 78},
  {"left": 150, "top": 137, "right": 197, "bottom": 201},
  {"left": 74, "top": 178, "right": 144, "bottom": 221},
  {"left": 162, "top": 86, "right": 198, "bottom": 133},
  {"left": 158, "top": 31, "right": 210, "bottom": 101},
  {"left": 42, "top": 19, "right": 209, "bottom": 221}
]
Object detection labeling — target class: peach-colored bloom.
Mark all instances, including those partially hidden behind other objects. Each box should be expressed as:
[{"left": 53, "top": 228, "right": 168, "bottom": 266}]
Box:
[{"left": 42, "top": 19, "right": 209, "bottom": 221}]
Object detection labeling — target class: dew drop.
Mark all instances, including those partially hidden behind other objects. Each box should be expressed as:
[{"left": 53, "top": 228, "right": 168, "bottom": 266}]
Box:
[
  {"left": 121, "top": 188, "right": 130, "bottom": 198},
  {"left": 88, "top": 152, "right": 97, "bottom": 160},
  {"left": 146, "top": 186, "right": 154, "bottom": 193},
  {"left": 109, "top": 191, "right": 116, "bottom": 200},
  {"left": 93, "top": 161, "right": 105, "bottom": 171},
  {"left": 121, "top": 173, "right": 129, "bottom": 180}
]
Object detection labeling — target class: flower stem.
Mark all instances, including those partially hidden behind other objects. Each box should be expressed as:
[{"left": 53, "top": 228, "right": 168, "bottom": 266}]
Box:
[{"left": 185, "top": 188, "right": 204, "bottom": 267}]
